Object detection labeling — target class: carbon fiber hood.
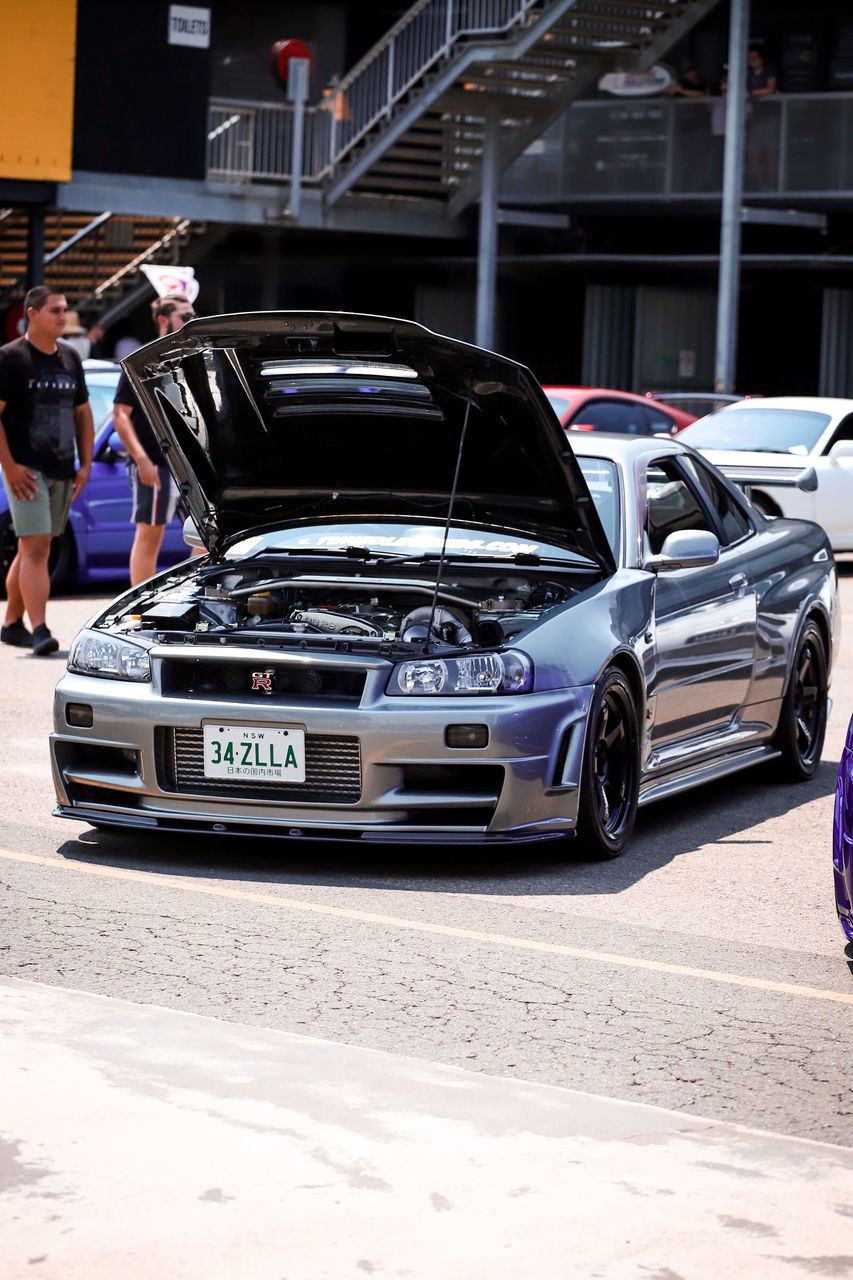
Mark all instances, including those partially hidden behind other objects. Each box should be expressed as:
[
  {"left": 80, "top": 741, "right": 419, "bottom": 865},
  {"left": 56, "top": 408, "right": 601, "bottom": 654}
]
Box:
[{"left": 122, "top": 311, "right": 615, "bottom": 571}]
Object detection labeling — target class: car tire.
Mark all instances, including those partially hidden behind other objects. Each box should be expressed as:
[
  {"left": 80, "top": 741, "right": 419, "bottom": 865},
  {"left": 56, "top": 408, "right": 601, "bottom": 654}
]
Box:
[
  {"left": 576, "top": 668, "right": 640, "bottom": 858},
  {"left": 774, "top": 619, "right": 828, "bottom": 782},
  {"left": 0, "top": 515, "right": 77, "bottom": 598}
]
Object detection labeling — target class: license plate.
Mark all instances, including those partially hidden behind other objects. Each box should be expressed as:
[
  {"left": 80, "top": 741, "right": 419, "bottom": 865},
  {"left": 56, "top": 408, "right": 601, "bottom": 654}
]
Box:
[{"left": 203, "top": 724, "right": 306, "bottom": 782}]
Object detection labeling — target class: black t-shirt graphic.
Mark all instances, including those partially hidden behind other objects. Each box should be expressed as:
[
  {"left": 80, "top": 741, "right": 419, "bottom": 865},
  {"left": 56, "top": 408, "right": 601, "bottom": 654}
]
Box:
[{"left": 0, "top": 338, "right": 88, "bottom": 480}]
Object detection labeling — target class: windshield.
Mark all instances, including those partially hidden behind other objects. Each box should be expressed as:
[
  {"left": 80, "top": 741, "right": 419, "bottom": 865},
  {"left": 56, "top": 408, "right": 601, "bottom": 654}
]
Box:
[
  {"left": 86, "top": 375, "right": 120, "bottom": 431},
  {"left": 576, "top": 456, "right": 620, "bottom": 558},
  {"left": 224, "top": 522, "right": 584, "bottom": 563},
  {"left": 545, "top": 393, "right": 571, "bottom": 421},
  {"left": 680, "top": 406, "right": 830, "bottom": 454}
]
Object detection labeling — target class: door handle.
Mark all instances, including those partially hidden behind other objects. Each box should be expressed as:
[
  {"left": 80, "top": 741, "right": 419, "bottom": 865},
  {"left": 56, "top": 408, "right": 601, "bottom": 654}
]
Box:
[{"left": 728, "top": 572, "right": 748, "bottom": 591}]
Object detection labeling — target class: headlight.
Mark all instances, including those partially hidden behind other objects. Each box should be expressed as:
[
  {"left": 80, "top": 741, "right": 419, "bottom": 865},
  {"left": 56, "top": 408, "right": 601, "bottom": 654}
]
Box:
[
  {"left": 387, "top": 650, "right": 532, "bottom": 696},
  {"left": 68, "top": 630, "right": 152, "bottom": 682}
]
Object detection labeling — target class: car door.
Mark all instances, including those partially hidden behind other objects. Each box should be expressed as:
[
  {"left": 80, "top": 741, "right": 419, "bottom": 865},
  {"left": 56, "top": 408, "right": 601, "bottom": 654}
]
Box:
[
  {"left": 812, "top": 413, "right": 853, "bottom": 546},
  {"left": 72, "top": 423, "right": 137, "bottom": 572},
  {"left": 644, "top": 454, "right": 758, "bottom": 755}
]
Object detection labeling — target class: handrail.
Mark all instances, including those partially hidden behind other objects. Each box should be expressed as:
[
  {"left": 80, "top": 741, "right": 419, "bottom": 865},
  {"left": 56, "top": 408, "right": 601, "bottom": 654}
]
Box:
[
  {"left": 325, "top": 0, "right": 542, "bottom": 172},
  {"left": 93, "top": 219, "right": 191, "bottom": 299},
  {"left": 44, "top": 210, "right": 113, "bottom": 265},
  {"left": 0, "top": 210, "right": 116, "bottom": 299}
]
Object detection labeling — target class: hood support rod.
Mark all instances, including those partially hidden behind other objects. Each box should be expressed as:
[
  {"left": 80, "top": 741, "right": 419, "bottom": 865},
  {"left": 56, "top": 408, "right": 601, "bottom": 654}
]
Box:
[{"left": 424, "top": 394, "right": 473, "bottom": 652}]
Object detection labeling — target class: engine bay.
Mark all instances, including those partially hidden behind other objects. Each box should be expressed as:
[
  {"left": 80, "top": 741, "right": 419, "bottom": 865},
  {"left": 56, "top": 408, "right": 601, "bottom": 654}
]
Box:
[{"left": 105, "top": 557, "right": 589, "bottom": 651}]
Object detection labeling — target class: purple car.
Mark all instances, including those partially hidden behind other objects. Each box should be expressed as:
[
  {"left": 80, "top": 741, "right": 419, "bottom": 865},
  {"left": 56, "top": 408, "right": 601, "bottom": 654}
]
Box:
[
  {"left": 0, "top": 360, "right": 188, "bottom": 593},
  {"left": 834, "top": 729, "right": 853, "bottom": 940}
]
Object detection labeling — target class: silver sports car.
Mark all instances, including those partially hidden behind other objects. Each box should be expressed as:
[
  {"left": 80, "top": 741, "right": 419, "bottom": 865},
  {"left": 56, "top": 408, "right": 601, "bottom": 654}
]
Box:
[{"left": 50, "top": 313, "right": 838, "bottom": 856}]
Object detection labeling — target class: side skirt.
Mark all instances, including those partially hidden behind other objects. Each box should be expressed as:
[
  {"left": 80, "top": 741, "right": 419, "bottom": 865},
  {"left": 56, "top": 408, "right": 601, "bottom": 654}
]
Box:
[{"left": 638, "top": 744, "right": 780, "bottom": 808}]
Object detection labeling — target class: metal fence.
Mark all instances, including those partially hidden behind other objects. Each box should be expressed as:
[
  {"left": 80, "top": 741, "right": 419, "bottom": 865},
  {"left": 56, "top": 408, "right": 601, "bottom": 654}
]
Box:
[
  {"left": 208, "top": 88, "right": 853, "bottom": 199},
  {"left": 500, "top": 91, "right": 853, "bottom": 200}
]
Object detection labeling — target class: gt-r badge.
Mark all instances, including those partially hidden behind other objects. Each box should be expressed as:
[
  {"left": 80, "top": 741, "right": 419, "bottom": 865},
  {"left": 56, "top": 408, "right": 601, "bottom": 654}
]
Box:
[{"left": 251, "top": 669, "right": 275, "bottom": 692}]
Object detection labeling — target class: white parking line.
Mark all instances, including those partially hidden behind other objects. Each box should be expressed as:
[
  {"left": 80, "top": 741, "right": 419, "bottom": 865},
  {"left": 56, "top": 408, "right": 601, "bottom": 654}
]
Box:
[{"left": 4, "top": 846, "right": 853, "bottom": 1005}]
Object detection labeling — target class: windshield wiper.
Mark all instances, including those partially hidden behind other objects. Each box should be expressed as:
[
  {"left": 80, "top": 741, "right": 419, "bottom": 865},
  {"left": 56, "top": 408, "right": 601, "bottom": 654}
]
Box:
[{"left": 245, "top": 544, "right": 411, "bottom": 563}]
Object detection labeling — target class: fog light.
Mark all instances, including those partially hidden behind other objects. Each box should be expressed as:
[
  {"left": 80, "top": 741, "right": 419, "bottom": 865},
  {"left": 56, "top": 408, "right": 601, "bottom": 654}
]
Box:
[
  {"left": 66, "top": 703, "right": 93, "bottom": 727},
  {"left": 445, "top": 724, "right": 488, "bottom": 749}
]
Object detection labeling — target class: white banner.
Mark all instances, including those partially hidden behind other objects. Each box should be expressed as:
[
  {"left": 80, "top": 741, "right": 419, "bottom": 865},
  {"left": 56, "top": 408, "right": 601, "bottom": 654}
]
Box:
[{"left": 140, "top": 264, "right": 199, "bottom": 303}]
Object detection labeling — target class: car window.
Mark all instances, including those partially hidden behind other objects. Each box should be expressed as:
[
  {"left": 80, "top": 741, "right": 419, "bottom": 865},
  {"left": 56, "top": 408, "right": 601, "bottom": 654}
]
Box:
[
  {"left": 577, "top": 455, "right": 620, "bottom": 557},
  {"left": 823, "top": 413, "right": 853, "bottom": 453},
  {"left": 570, "top": 400, "right": 647, "bottom": 434},
  {"left": 645, "top": 458, "right": 710, "bottom": 555},
  {"left": 680, "top": 406, "right": 830, "bottom": 454},
  {"left": 644, "top": 405, "right": 675, "bottom": 435},
  {"left": 85, "top": 376, "right": 120, "bottom": 431},
  {"left": 680, "top": 455, "right": 751, "bottom": 546}
]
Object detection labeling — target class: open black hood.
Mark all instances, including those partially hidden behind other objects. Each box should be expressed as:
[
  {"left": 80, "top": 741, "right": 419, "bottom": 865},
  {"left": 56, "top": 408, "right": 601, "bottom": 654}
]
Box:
[{"left": 122, "top": 311, "right": 615, "bottom": 571}]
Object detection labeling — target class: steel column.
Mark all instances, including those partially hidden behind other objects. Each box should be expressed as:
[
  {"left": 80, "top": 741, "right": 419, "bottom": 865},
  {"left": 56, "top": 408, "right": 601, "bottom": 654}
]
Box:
[
  {"left": 714, "top": 0, "right": 750, "bottom": 393},
  {"left": 26, "top": 208, "right": 45, "bottom": 289},
  {"left": 287, "top": 58, "right": 310, "bottom": 221},
  {"left": 476, "top": 105, "right": 501, "bottom": 351}
]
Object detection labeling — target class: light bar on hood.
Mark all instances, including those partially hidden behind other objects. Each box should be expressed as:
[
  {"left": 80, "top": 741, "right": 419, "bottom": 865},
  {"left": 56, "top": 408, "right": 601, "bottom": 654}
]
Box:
[{"left": 260, "top": 360, "right": 418, "bottom": 379}]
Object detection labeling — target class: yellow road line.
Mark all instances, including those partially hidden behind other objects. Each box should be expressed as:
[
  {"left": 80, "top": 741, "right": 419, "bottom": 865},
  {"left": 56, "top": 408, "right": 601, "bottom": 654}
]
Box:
[{"left": 3, "top": 846, "right": 853, "bottom": 1006}]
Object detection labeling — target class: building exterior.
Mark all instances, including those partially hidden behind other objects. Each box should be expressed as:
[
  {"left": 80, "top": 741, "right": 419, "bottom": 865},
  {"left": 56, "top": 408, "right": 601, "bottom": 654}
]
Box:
[{"left": 1, "top": 0, "right": 852, "bottom": 396}]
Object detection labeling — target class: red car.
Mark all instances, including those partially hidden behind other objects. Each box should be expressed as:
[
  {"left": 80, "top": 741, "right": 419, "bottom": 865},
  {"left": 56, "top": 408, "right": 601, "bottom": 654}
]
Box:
[{"left": 543, "top": 386, "right": 696, "bottom": 436}]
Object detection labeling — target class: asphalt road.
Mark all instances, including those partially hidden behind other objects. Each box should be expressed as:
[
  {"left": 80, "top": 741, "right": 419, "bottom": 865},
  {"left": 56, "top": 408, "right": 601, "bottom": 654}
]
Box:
[{"left": 3, "top": 565, "right": 853, "bottom": 1148}]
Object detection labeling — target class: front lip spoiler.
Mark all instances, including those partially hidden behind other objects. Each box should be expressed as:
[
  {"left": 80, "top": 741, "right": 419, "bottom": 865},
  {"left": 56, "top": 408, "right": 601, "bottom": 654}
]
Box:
[{"left": 53, "top": 805, "right": 571, "bottom": 845}]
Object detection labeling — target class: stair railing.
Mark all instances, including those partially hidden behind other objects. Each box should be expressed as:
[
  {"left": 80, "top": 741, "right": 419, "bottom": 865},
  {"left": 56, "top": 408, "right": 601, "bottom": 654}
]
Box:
[{"left": 324, "top": 0, "right": 543, "bottom": 175}]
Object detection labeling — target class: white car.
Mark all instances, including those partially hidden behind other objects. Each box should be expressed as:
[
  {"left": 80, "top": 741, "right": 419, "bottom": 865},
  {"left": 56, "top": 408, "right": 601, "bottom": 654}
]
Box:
[{"left": 679, "top": 396, "right": 853, "bottom": 551}]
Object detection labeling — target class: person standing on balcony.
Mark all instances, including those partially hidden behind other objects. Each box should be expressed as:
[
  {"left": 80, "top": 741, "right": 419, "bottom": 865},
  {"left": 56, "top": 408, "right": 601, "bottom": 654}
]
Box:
[
  {"left": 0, "top": 287, "right": 94, "bottom": 655},
  {"left": 667, "top": 61, "right": 711, "bottom": 98},
  {"left": 112, "top": 293, "right": 195, "bottom": 585},
  {"left": 667, "top": 61, "right": 713, "bottom": 192},
  {"left": 745, "top": 45, "right": 778, "bottom": 190}
]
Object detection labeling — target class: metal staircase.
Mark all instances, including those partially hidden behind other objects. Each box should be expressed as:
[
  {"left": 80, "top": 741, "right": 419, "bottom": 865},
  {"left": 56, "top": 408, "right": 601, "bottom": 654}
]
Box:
[
  {"left": 322, "top": 0, "right": 724, "bottom": 216},
  {"left": 0, "top": 211, "right": 204, "bottom": 318}
]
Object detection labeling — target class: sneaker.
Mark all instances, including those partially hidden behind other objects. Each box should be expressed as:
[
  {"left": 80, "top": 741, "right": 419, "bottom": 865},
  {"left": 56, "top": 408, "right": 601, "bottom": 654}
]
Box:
[
  {"left": 1, "top": 618, "right": 33, "bottom": 647},
  {"left": 31, "top": 624, "right": 59, "bottom": 656}
]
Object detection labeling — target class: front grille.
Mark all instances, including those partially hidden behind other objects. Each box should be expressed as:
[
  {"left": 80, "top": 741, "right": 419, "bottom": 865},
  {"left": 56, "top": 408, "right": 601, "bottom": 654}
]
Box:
[
  {"left": 155, "top": 728, "right": 361, "bottom": 803},
  {"left": 160, "top": 659, "right": 366, "bottom": 704}
]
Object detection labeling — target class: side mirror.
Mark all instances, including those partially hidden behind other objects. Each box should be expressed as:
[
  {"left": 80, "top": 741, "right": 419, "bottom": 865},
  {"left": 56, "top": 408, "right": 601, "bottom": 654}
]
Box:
[
  {"left": 646, "top": 528, "right": 720, "bottom": 572},
  {"left": 98, "top": 430, "right": 128, "bottom": 465},
  {"left": 182, "top": 515, "right": 205, "bottom": 549}
]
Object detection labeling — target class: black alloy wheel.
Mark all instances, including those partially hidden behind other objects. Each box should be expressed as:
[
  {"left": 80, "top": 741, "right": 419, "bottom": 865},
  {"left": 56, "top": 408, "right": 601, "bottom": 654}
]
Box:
[
  {"left": 775, "top": 620, "right": 827, "bottom": 782},
  {"left": 577, "top": 668, "right": 640, "bottom": 858}
]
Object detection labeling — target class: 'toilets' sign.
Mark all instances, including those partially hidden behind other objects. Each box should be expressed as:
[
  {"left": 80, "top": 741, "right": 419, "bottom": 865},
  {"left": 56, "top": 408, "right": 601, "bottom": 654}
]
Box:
[{"left": 168, "top": 5, "right": 211, "bottom": 49}]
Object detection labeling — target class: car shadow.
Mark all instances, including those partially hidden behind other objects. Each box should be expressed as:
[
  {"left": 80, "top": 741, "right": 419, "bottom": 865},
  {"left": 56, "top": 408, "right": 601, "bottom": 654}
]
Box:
[{"left": 57, "top": 756, "right": 838, "bottom": 898}]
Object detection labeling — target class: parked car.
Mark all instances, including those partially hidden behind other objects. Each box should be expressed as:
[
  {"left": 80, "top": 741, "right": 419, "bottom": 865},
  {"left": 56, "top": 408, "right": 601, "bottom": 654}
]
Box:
[
  {"left": 544, "top": 386, "right": 696, "bottom": 436},
  {"left": 0, "top": 359, "right": 187, "bottom": 594},
  {"left": 678, "top": 396, "right": 853, "bottom": 551},
  {"left": 51, "top": 314, "right": 837, "bottom": 856},
  {"left": 833, "top": 724, "right": 853, "bottom": 941},
  {"left": 644, "top": 391, "right": 757, "bottom": 419}
]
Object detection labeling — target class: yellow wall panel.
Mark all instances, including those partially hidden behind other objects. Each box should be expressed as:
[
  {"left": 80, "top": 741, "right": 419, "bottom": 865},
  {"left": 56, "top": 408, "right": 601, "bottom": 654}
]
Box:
[{"left": 0, "top": 0, "right": 77, "bottom": 181}]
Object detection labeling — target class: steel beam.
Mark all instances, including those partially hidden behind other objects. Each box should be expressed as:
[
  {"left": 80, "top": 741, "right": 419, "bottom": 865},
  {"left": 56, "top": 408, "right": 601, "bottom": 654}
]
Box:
[
  {"left": 476, "top": 107, "right": 501, "bottom": 351},
  {"left": 715, "top": 0, "right": 750, "bottom": 394}
]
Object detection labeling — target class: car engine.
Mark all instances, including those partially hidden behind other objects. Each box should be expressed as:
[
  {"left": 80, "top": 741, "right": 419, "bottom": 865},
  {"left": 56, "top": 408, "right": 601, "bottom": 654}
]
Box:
[{"left": 106, "top": 561, "right": 579, "bottom": 651}]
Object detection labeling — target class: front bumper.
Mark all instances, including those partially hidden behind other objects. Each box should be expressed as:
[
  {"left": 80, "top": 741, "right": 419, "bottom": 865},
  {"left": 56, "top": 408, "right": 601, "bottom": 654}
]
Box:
[{"left": 51, "top": 657, "right": 593, "bottom": 845}]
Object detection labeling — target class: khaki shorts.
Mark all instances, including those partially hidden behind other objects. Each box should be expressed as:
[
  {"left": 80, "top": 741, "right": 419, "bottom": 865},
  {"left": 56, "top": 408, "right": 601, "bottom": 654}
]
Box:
[{"left": 2, "top": 470, "right": 74, "bottom": 538}]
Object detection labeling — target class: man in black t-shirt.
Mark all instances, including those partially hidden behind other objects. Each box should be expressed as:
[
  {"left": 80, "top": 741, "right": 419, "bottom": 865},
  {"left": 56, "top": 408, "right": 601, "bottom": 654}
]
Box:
[
  {"left": 113, "top": 293, "right": 195, "bottom": 585},
  {"left": 0, "top": 287, "right": 94, "bottom": 655}
]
